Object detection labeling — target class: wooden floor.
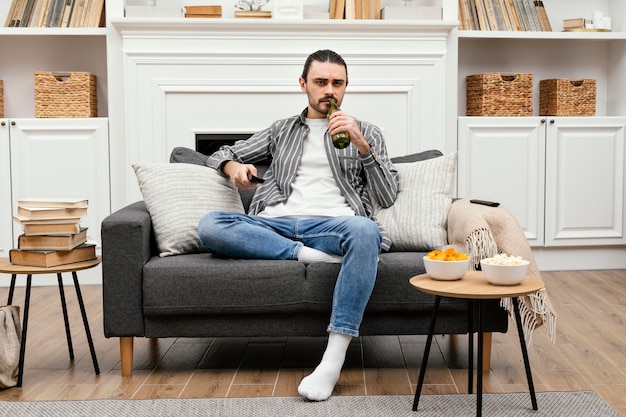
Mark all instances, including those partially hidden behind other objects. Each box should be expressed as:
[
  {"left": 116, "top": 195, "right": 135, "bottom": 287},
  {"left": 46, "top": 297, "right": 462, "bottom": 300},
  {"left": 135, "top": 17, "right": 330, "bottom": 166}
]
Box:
[{"left": 0, "top": 269, "right": 624, "bottom": 415}]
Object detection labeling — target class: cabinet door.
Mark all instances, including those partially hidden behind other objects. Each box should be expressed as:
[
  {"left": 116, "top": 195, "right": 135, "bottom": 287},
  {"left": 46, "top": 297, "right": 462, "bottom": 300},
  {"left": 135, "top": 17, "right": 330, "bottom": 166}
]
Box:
[
  {"left": 0, "top": 120, "right": 12, "bottom": 257},
  {"left": 545, "top": 117, "right": 626, "bottom": 246},
  {"left": 458, "top": 117, "right": 546, "bottom": 246},
  {"left": 9, "top": 118, "right": 111, "bottom": 250}
]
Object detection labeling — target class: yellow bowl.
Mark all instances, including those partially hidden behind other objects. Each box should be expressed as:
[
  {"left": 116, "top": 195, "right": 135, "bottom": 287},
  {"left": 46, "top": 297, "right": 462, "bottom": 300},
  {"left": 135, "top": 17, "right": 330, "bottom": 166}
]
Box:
[{"left": 423, "top": 256, "right": 469, "bottom": 281}]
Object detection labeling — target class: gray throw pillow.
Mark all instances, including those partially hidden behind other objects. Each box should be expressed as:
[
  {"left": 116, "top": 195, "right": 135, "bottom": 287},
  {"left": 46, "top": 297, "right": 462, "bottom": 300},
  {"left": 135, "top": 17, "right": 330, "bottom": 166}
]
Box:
[
  {"left": 133, "top": 163, "right": 245, "bottom": 257},
  {"left": 373, "top": 152, "right": 457, "bottom": 251}
]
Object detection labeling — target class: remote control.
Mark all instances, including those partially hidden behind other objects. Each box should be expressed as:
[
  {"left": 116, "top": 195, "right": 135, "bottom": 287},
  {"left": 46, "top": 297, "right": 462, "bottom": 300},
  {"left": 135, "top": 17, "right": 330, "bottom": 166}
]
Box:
[
  {"left": 470, "top": 199, "right": 500, "bottom": 207},
  {"left": 249, "top": 174, "right": 265, "bottom": 184}
]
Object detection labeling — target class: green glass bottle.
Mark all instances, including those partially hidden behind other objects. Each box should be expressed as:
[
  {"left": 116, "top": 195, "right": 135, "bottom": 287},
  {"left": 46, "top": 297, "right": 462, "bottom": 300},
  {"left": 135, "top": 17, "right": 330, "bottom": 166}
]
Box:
[{"left": 327, "top": 98, "right": 350, "bottom": 149}]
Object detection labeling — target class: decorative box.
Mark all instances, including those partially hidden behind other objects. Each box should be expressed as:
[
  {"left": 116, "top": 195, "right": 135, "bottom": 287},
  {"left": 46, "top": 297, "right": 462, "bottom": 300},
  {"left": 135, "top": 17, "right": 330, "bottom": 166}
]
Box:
[
  {"left": 34, "top": 72, "right": 97, "bottom": 118},
  {"left": 539, "top": 78, "right": 596, "bottom": 116},
  {"left": 381, "top": 6, "right": 442, "bottom": 20},
  {"left": 466, "top": 73, "right": 533, "bottom": 116},
  {"left": 124, "top": 6, "right": 184, "bottom": 18},
  {"left": 185, "top": 5, "right": 222, "bottom": 18}
]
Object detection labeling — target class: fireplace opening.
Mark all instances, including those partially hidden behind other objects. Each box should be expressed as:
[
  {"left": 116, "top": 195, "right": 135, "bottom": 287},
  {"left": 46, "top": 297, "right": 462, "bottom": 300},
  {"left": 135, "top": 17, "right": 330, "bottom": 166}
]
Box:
[{"left": 196, "top": 133, "right": 253, "bottom": 156}]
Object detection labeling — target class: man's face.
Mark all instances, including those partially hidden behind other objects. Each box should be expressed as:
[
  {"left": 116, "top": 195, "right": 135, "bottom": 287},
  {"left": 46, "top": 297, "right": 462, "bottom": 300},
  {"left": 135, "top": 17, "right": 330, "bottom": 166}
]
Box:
[{"left": 299, "top": 60, "right": 348, "bottom": 119}]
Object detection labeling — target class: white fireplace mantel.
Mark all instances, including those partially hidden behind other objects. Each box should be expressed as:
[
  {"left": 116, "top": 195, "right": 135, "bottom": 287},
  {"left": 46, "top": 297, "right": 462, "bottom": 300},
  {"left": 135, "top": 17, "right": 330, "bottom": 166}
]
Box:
[{"left": 107, "top": 19, "right": 458, "bottom": 209}]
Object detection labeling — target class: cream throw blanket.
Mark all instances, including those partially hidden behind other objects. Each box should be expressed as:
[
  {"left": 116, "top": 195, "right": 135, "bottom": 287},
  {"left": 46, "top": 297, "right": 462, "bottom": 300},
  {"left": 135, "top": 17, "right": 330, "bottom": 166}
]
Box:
[{"left": 447, "top": 199, "right": 557, "bottom": 345}]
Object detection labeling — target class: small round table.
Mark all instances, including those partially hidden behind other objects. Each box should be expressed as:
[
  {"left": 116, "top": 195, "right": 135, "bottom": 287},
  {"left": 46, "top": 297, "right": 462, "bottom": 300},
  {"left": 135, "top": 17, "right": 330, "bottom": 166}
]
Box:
[
  {"left": 0, "top": 257, "right": 101, "bottom": 387},
  {"left": 409, "top": 271, "right": 544, "bottom": 416}
]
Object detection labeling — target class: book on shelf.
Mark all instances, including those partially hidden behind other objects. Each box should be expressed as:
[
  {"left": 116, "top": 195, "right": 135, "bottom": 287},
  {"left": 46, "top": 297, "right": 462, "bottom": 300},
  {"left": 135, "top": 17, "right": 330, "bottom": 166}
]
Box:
[
  {"left": 534, "top": 0, "right": 551, "bottom": 31},
  {"left": 9, "top": 243, "right": 97, "bottom": 268},
  {"left": 17, "top": 197, "right": 88, "bottom": 209},
  {"left": 17, "top": 227, "right": 88, "bottom": 251},
  {"left": 17, "top": 205, "right": 88, "bottom": 220}
]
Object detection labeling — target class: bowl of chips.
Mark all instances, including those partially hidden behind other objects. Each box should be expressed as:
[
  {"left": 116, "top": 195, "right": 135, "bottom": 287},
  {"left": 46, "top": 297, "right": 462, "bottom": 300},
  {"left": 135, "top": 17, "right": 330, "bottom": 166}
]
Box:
[{"left": 423, "top": 248, "right": 470, "bottom": 281}]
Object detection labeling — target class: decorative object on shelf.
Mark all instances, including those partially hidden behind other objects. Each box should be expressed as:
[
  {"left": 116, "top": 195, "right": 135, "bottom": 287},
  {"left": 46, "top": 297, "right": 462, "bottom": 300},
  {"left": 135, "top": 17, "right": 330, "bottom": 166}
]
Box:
[
  {"left": 125, "top": 6, "right": 184, "bottom": 18},
  {"left": 381, "top": 5, "right": 441, "bottom": 20},
  {"left": 272, "top": 0, "right": 303, "bottom": 19},
  {"left": 34, "top": 72, "right": 97, "bottom": 118},
  {"left": 235, "top": 0, "right": 269, "bottom": 11},
  {"left": 466, "top": 73, "right": 533, "bottom": 117},
  {"left": 184, "top": 5, "right": 222, "bottom": 18},
  {"left": 303, "top": 4, "right": 329, "bottom": 19},
  {"left": 0, "top": 80, "right": 3, "bottom": 118},
  {"left": 234, "top": 0, "right": 272, "bottom": 19},
  {"left": 539, "top": 78, "right": 596, "bottom": 116}
]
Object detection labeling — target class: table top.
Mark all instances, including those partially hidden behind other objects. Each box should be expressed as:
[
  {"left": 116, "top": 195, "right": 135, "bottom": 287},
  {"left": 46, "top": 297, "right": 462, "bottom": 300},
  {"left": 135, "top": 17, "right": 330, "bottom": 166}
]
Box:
[
  {"left": 409, "top": 271, "right": 544, "bottom": 299},
  {"left": 0, "top": 257, "right": 101, "bottom": 274}
]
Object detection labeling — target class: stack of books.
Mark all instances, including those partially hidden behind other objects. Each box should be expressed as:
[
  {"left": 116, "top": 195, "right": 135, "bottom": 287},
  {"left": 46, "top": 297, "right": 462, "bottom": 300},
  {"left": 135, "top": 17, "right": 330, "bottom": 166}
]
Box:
[
  {"left": 184, "top": 5, "right": 222, "bottom": 18},
  {"left": 562, "top": 18, "right": 591, "bottom": 31},
  {"left": 9, "top": 198, "right": 97, "bottom": 268}
]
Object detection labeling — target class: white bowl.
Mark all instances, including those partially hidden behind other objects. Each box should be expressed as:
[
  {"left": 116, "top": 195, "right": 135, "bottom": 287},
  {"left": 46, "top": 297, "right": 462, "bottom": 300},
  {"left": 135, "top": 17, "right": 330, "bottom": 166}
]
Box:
[
  {"left": 423, "top": 256, "right": 469, "bottom": 281},
  {"left": 480, "top": 260, "right": 530, "bottom": 286}
]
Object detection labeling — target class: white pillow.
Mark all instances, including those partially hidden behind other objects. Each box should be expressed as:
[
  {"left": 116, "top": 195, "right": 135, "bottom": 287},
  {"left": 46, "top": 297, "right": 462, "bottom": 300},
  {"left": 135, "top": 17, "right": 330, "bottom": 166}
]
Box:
[
  {"left": 372, "top": 152, "right": 457, "bottom": 251},
  {"left": 133, "top": 163, "right": 245, "bottom": 257}
]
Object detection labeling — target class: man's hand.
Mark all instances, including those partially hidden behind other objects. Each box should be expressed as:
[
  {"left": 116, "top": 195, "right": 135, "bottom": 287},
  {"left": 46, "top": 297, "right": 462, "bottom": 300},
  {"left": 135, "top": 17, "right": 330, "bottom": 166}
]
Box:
[
  {"left": 222, "top": 161, "right": 262, "bottom": 189},
  {"left": 327, "top": 110, "right": 371, "bottom": 154}
]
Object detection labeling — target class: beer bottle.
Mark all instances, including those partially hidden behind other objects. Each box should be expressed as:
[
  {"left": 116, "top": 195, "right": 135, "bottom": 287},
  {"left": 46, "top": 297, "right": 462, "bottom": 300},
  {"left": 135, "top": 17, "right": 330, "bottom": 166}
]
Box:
[{"left": 327, "top": 99, "right": 350, "bottom": 149}]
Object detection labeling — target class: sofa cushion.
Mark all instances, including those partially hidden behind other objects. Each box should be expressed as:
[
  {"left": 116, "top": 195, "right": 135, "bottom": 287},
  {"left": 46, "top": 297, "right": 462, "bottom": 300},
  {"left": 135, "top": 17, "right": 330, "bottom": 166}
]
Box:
[
  {"left": 143, "top": 254, "right": 307, "bottom": 315},
  {"left": 373, "top": 152, "right": 457, "bottom": 251},
  {"left": 133, "top": 163, "right": 245, "bottom": 257}
]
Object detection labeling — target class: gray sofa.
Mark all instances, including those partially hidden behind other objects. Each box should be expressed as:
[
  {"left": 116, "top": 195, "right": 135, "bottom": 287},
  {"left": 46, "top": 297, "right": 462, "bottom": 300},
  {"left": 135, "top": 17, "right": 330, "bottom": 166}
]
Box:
[{"left": 101, "top": 149, "right": 509, "bottom": 376}]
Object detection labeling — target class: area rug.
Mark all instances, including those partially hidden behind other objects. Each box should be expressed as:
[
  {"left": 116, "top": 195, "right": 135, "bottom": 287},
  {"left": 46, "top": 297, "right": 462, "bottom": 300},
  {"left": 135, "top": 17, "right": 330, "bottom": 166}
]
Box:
[{"left": 0, "top": 391, "right": 620, "bottom": 417}]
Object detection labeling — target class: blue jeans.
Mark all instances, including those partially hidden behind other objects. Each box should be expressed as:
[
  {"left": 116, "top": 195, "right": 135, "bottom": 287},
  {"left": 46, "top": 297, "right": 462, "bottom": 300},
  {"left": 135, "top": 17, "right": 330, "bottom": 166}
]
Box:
[{"left": 197, "top": 212, "right": 382, "bottom": 337}]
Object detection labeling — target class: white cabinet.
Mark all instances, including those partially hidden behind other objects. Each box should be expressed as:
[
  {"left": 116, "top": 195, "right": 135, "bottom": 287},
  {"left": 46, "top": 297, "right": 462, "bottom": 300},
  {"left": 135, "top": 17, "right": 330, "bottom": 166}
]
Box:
[
  {"left": 2, "top": 118, "right": 110, "bottom": 254},
  {"left": 458, "top": 116, "right": 626, "bottom": 248}
]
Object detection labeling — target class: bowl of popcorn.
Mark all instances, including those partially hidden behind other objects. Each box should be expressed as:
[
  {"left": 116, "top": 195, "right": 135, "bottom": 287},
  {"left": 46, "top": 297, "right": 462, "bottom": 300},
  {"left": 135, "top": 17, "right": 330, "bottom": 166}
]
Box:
[
  {"left": 480, "top": 254, "right": 529, "bottom": 285},
  {"left": 423, "top": 248, "right": 470, "bottom": 281}
]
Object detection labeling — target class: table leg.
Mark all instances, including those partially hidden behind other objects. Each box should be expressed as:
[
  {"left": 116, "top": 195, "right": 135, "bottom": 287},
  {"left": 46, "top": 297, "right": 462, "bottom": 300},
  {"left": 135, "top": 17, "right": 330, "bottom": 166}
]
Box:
[
  {"left": 7, "top": 274, "right": 16, "bottom": 305},
  {"left": 512, "top": 297, "right": 538, "bottom": 410},
  {"left": 412, "top": 295, "right": 441, "bottom": 411},
  {"left": 477, "top": 300, "right": 484, "bottom": 417},
  {"left": 467, "top": 299, "right": 474, "bottom": 394},
  {"left": 16, "top": 274, "right": 33, "bottom": 387},
  {"left": 57, "top": 273, "right": 75, "bottom": 361},
  {"left": 72, "top": 271, "right": 100, "bottom": 375}
]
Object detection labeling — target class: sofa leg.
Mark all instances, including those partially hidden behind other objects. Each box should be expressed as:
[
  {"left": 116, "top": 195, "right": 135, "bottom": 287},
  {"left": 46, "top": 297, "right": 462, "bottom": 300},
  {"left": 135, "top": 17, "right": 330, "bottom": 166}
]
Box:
[
  {"left": 482, "top": 332, "right": 493, "bottom": 373},
  {"left": 120, "top": 337, "right": 134, "bottom": 377}
]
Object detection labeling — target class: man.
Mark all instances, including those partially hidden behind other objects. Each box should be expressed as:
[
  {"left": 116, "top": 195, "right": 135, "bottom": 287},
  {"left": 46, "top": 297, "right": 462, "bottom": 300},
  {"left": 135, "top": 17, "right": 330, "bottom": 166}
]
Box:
[{"left": 198, "top": 49, "right": 398, "bottom": 401}]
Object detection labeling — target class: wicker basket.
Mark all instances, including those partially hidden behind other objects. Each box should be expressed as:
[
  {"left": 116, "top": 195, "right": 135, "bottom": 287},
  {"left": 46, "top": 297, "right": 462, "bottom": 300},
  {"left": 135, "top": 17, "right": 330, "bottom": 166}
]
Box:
[
  {"left": 466, "top": 73, "right": 533, "bottom": 116},
  {"left": 34, "top": 72, "right": 97, "bottom": 118},
  {"left": 0, "top": 80, "right": 3, "bottom": 118},
  {"left": 539, "top": 78, "right": 596, "bottom": 116}
]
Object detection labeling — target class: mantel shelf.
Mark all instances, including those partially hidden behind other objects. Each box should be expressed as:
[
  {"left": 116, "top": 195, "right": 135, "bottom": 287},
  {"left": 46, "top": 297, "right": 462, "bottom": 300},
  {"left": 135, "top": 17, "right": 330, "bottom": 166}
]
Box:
[{"left": 111, "top": 18, "right": 459, "bottom": 37}]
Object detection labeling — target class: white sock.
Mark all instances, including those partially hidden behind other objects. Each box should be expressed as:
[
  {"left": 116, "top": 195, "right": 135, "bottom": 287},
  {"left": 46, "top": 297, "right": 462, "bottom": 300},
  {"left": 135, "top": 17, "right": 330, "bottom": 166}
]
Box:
[
  {"left": 297, "top": 246, "right": 343, "bottom": 264},
  {"left": 298, "top": 332, "right": 352, "bottom": 401}
]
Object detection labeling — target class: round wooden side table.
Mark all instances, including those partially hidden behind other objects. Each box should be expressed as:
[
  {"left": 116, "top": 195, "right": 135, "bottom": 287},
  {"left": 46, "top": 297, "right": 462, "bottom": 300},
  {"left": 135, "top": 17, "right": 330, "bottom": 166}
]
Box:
[
  {"left": 409, "top": 271, "right": 544, "bottom": 416},
  {"left": 0, "top": 257, "right": 101, "bottom": 387}
]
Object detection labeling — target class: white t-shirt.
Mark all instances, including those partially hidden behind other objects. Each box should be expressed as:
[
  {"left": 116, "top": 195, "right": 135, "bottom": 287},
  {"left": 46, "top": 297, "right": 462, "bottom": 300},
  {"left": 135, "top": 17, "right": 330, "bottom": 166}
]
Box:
[{"left": 259, "top": 118, "right": 355, "bottom": 218}]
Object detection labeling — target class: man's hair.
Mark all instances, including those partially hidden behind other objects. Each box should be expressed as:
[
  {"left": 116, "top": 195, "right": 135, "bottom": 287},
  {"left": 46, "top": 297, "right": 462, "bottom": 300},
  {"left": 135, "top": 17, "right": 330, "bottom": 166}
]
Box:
[{"left": 301, "top": 49, "right": 348, "bottom": 82}]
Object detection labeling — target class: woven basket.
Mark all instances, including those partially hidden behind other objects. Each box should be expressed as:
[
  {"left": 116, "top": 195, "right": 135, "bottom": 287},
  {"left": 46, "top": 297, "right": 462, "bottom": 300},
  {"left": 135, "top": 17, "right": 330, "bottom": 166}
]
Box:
[
  {"left": 0, "top": 80, "right": 3, "bottom": 118},
  {"left": 34, "top": 72, "right": 97, "bottom": 118},
  {"left": 539, "top": 78, "right": 596, "bottom": 116},
  {"left": 466, "top": 73, "right": 533, "bottom": 116}
]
